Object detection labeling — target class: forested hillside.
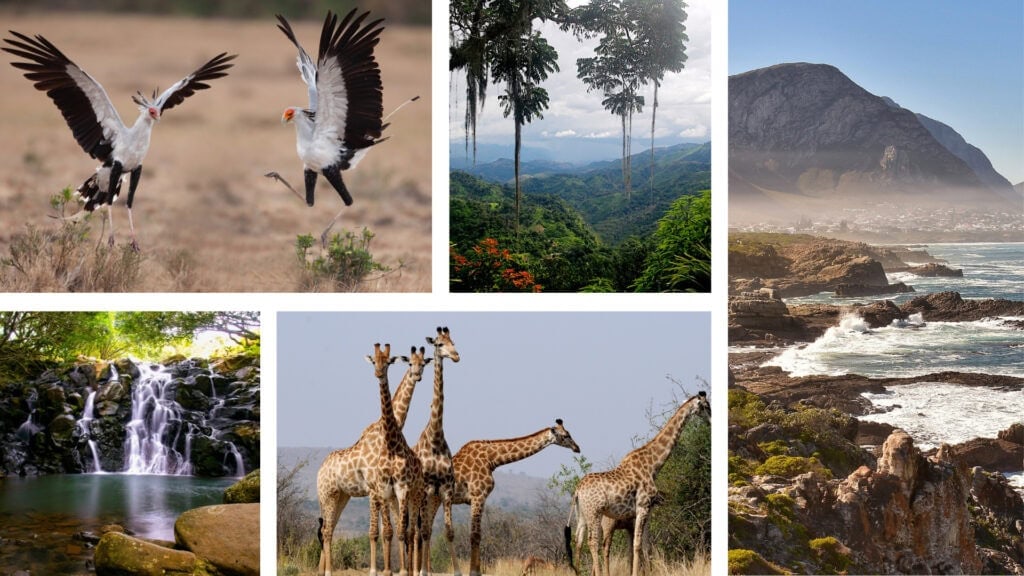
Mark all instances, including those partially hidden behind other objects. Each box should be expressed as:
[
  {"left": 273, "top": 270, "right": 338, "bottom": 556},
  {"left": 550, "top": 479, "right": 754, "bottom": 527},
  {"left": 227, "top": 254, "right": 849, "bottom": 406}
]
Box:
[{"left": 450, "top": 171, "right": 710, "bottom": 292}]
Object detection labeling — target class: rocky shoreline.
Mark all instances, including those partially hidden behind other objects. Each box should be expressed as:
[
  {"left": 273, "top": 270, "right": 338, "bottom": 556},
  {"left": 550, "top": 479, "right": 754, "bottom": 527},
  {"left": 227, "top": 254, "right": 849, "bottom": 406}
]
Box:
[{"left": 728, "top": 235, "right": 1023, "bottom": 574}]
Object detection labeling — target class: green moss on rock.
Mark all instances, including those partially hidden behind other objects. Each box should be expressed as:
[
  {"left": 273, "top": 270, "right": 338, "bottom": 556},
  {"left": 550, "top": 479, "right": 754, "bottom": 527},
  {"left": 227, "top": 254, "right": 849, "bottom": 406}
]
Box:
[
  {"left": 728, "top": 548, "right": 787, "bottom": 575},
  {"left": 224, "top": 469, "right": 260, "bottom": 504}
]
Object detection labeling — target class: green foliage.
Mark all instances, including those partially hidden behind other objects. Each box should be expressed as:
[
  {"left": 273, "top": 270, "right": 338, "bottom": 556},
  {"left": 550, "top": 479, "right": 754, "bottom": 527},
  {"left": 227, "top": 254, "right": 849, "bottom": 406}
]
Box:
[
  {"left": 727, "top": 549, "right": 787, "bottom": 575},
  {"left": 294, "top": 229, "right": 392, "bottom": 292},
  {"left": 808, "top": 537, "right": 851, "bottom": 573},
  {"left": 450, "top": 238, "right": 541, "bottom": 292},
  {"left": 0, "top": 312, "right": 256, "bottom": 382},
  {"left": 633, "top": 189, "right": 710, "bottom": 292},
  {"left": 758, "top": 440, "right": 791, "bottom": 457},
  {"left": 754, "top": 455, "right": 828, "bottom": 479},
  {"left": 548, "top": 454, "right": 593, "bottom": 497},
  {"left": 650, "top": 415, "right": 711, "bottom": 560}
]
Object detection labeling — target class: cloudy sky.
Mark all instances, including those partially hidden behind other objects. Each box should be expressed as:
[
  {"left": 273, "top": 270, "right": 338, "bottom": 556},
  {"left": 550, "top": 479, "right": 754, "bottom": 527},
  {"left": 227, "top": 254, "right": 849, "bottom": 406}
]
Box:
[
  {"left": 277, "top": 312, "right": 710, "bottom": 477},
  {"left": 730, "top": 0, "right": 1024, "bottom": 185},
  {"left": 449, "top": 0, "right": 712, "bottom": 165}
]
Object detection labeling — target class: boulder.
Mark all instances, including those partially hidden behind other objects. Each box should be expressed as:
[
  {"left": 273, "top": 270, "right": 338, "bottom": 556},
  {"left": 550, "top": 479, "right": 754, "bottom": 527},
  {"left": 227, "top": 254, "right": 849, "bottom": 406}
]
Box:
[
  {"left": 953, "top": 437, "right": 1024, "bottom": 472},
  {"left": 998, "top": 423, "right": 1024, "bottom": 445},
  {"left": 224, "top": 469, "right": 260, "bottom": 504},
  {"left": 94, "top": 532, "right": 203, "bottom": 576},
  {"left": 907, "top": 263, "right": 963, "bottom": 277},
  {"left": 175, "top": 503, "right": 259, "bottom": 576}
]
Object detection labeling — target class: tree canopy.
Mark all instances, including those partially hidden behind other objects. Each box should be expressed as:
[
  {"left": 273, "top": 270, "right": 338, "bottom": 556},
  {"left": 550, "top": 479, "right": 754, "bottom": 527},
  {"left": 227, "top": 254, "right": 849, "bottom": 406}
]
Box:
[{"left": 0, "top": 311, "right": 259, "bottom": 382}]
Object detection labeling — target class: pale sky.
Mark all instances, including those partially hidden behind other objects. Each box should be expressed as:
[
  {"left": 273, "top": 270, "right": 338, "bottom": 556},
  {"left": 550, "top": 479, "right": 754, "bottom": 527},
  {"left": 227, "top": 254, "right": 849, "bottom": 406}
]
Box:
[
  {"left": 730, "top": 0, "right": 1024, "bottom": 186},
  {"left": 449, "top": 0, "right": 712, "bottom": 164},
  {"left": 277, "top": 312, "right": 710, "bottom": 477}
]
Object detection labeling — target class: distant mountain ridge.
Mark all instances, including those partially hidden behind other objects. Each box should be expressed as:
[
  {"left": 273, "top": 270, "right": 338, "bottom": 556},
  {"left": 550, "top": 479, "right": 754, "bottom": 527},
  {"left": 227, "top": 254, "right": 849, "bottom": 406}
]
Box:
[
  {"left": 729, "top": 62, "right": 1016, "bottom": 222},
  {"left": 463, "top": 142, "right": 710, "bottom": 184}
]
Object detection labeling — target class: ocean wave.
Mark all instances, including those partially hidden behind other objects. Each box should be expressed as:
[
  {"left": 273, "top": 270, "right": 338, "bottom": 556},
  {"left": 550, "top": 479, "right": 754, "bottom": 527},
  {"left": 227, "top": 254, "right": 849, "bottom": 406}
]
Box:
[
  {"left": 764, "top": 314, "right": 1024, "bottom": 378},
  {"left": 859, "top": 382, "right": 1024, "bottom": 449}
]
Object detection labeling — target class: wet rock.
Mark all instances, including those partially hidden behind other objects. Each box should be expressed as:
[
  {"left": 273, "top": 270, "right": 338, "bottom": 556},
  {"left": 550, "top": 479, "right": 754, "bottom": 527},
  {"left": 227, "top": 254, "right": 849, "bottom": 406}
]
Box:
[
  {"left": 900, "top": 291, "right": 1024, "bottom": 322},
  {"left": 175, "top": 503, "right": 259, "bottom": 576},
  {"left": 94, "top": 532, "right": 202, "bottom": 576},
  {"left": 907, "top": 263, "right": 963, "bottom": 277},
  {"left": 998, "top": 423, "right": 1024, "bottom": 445},
  {"left": 224, "top": 469, "right": 260, "bottom": 504},
  {"left": 834, "top": 281, "right": 914, "bottom": 297}
]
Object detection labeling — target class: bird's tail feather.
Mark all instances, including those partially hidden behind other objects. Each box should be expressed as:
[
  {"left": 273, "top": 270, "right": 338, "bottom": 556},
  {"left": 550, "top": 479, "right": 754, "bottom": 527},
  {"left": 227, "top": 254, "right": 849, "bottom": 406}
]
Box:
[{"left": 78, "top": 172, "right": 121, "bottom": 211}]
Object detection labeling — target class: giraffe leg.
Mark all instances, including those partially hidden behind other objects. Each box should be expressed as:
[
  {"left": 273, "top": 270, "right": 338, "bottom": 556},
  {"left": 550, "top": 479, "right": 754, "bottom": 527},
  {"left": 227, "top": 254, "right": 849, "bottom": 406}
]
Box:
[
  {"left": 418, "top": 494, "right": 441, "bottom": 576},
  {"left": 369, "top": 498, "right": 381, "bottom": 576},
  {"left": 444, "top": 496, "right": 459, "bottom": 576},
  {"left": 469, "top": 499, "right": 484, "bottom": 576},
  {"left": 319, "top": 493, "right": 348, "bottom": 576},
  {"left": 631, "top": 507, "right": 649, "bottom": 576},
  {"left": 586, "top": 511, "right": 603, "bottom": 576},
  {"left": 601, "top": 516, "right": 614, "bottom": 574},
  {"left": 382, "top": 498, "right": 395, "bottom": 576},
  {"left": 396, "top": 491, "right": 411, "bottom": 576}
]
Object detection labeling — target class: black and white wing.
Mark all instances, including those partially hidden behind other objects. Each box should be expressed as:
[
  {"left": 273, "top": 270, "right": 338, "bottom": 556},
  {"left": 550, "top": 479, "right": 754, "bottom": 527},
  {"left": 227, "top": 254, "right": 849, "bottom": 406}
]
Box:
[
  {"left": 3, "top": 30, "right": 124, "bottom": 162},
  {"left": 275, "top": 14, "right": 318, "bottom": 111},
  {"left": 312, "top": 9, "right": 386, "bottom": 167},
  {"left": 153, "top": 52, "right": 236, "bottom": 114}
]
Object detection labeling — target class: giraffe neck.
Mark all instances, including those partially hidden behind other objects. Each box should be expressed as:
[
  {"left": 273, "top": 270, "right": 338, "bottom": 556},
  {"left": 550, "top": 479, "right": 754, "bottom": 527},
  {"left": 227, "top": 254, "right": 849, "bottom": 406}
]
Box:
[
  {"left": 391, "top": 364, "right": 422, "bottom": 429},
  {"left": 376, "top": 368, "right": 401, "bottom": 443},
  {"left": 423, "top": 353, "right": 445, "bottom": 444},
  {"left": 476, "top": 428, "right": 553, "bottom": 470},
  {"left": 628, "top": 396, "right": 702, "bottom": 475}
]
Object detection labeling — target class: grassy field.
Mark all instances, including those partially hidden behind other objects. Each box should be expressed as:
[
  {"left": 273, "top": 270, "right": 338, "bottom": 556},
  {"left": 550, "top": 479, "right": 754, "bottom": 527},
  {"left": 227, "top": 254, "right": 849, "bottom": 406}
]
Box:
[{"left": 0, "top": 10, "right": 430, "bottom": 291}]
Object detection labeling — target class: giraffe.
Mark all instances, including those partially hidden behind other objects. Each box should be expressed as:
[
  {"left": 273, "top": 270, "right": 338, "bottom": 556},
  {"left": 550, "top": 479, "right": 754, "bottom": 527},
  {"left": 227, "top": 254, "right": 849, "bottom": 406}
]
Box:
[
  {"left": 567, "top": 391, "right": 710, "bottom": 576},
  {"left": 412, "top": 327, "right": 461, "bottom": 575},
  {"left": 316, "top": 345, "right": 431, "bottom": 576},
  {"left": 364, "top": 343, "right": 425, "bottom": 576},
  {"left": 453, "top": 419, "right": 581, "bottom": 576}
]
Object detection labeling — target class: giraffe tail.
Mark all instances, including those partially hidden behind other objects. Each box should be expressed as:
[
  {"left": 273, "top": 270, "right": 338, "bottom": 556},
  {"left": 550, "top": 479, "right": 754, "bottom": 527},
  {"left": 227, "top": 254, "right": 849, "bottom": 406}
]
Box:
[
  {"left": 564, "top": 493, "right": 578, "bottom": 575},
  {"left": 317, "top": 516, "right": 324, "bottom": 551}
]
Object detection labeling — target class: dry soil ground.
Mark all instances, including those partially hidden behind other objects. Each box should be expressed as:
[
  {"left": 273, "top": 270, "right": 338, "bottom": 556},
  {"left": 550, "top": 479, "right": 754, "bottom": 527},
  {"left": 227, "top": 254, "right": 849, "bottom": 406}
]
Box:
[{"left": 0, "top": 10, "right": 431, "bottom": 291}]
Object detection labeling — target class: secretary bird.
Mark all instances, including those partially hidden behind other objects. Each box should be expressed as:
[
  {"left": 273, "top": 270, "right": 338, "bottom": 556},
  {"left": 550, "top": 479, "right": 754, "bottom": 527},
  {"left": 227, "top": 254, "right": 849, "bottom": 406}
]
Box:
[
  {"left": 2, "top": 31, "right": 235, "bottom": 251},
  {"left": 268, "top": 10, "right": 417, "bottom": 244}
]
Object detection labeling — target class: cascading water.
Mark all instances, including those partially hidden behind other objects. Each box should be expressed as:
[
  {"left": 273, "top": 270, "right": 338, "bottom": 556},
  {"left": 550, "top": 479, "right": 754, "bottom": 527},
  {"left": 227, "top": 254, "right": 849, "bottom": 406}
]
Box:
[
  {"left": 15, "top": 390, "right": 40, "bottom": 441},
  {"left": 76, "top": 390, "right": 103, "bottom": 473},
  {"left": 124, "top": 363, "right": 190, "bottom": 475},
  {"left": 225, "top": 442, "right": 245, "bottom": 477}
]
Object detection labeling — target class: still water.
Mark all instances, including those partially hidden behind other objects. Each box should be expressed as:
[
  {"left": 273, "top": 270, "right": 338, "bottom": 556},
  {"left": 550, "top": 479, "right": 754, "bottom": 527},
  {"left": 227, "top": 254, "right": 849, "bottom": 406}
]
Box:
[{"left": 0, "top": 474, "right": 233, "bottom": 574}]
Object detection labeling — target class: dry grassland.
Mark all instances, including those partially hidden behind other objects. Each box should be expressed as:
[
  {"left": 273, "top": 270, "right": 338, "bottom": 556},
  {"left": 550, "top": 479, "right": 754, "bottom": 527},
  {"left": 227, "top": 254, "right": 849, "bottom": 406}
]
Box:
[{"left": 0, "top": 10, "right": 430, "bottom": 291}]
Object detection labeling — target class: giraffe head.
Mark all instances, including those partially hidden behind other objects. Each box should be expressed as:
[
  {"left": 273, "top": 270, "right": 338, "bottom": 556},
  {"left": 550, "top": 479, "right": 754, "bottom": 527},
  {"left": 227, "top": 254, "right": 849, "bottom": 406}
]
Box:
[
  {"left": 365, "top": 342, "right": 397, "bottom": 378},
  {"left": 399, "top": 346, "right": 433, "bottom": 380},
  {"left": 426, "top": 326, "right": 460, "bottom": 363},
  {"left": 549, "top": 419, "right": 581, "bottom": 453},
  {"left": 694, "top": 390, "right": 711, "bottom": 419}
]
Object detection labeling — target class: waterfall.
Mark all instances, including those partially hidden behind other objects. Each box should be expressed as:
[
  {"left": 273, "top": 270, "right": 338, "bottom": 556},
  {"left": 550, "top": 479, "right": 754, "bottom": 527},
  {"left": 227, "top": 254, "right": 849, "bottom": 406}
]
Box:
[
  {"left": 77, "top": 390, "right": 104, "bottom": 473},
  {"left": 225, "top": 441, "right": 246, "bottom": 477},
  {"left": 15, "top": 389, "right": 40, "bottom": 441},
  {"left": 124, "top": 363, "right": 189, "bottom": 475}
]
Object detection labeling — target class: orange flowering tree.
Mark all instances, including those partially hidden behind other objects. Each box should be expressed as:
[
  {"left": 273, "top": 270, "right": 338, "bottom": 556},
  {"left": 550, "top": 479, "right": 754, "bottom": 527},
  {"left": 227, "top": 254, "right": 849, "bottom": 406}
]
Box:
[{"left": 450, "top": 238, "right": 541, "bottom": 292}]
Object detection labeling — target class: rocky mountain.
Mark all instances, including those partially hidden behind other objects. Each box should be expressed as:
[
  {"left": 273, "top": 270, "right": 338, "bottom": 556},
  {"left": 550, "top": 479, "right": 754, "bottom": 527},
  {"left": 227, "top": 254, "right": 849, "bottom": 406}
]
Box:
[{"left": 729, "top": 63, "right": 1016, "bottom": 222}]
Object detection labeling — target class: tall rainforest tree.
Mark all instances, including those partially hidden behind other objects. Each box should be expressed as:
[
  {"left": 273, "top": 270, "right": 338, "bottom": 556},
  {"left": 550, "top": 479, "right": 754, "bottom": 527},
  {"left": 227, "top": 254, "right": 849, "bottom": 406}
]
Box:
[
  {"left": 632, "top": 0, "right": 688, "bottom": 197},
  {"left": 492, "top": 29, "right": 559, "bottom": 244},
  {"left": 451, "top": 0, "right": 566, "bottom": 245},
  {"left": 573, "top": 1, "right": 645, "bottom": 200}
]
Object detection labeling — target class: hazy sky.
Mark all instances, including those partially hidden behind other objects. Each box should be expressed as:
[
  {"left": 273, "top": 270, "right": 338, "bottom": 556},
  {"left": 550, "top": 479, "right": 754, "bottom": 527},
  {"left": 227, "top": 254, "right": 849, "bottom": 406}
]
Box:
[
  {"left": 449, "top": 0, "right": 712, "bottom": 163},
  {"left": 730, "top": 0, "right": 1024, "bottom": 186},
  {"left": 278, "top": 312, "right": 710, "bottom": 477}
]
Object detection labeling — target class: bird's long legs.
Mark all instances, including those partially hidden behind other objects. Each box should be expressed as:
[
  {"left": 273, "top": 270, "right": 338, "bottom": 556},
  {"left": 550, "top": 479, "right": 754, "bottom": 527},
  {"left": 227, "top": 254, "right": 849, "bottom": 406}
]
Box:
[
  {"left": 106, "top": 161, "right": 123, "bottom": 247},
  {"left": 126, "top": 166, "right": 142, "bottom": 252},
  {"left": 264, "top": 171, "right": 306, "bottom": 203}
]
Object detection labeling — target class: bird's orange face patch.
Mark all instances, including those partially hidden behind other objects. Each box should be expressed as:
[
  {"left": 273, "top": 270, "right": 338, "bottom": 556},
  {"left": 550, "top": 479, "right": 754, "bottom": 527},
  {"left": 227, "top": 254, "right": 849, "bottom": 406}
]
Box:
[
  {"left": 282, "top": 108, "right": 295, "bottom": 123},
  {"left": 148, "top": 107, "right": 159, "bottom": 120}
]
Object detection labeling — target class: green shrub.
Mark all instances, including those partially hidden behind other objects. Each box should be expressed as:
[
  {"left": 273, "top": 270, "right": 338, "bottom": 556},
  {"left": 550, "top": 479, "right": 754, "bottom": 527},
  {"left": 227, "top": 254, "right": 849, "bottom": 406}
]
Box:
[
  {"left": 809, "top": 536, "right": 851, "bottom": 573},
  {"left": 294, "top": 228, "right": 393, "bottom": 292},
  {"left": 728, "top": 548, "right": 786, "bottom": 575},
  {"left": 754, "top": 455, "right": 830, "bottom": 479},
  {"left": 758, "top": 440, "right": 790, "bottom": 456}
]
